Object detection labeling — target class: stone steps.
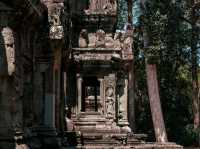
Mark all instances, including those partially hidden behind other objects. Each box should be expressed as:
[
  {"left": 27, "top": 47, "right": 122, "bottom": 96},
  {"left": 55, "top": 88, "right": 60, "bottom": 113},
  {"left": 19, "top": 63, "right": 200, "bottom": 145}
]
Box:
[{"left": 77, "top": 143, "right": 183, "bottom": 149}]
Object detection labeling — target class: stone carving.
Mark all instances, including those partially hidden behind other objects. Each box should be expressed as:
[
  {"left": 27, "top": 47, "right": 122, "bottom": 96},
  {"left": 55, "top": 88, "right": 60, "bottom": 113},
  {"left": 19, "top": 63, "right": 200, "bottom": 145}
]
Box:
[
  {"left": 116, "top": 71, "right": 130, "bottom": 131},
  {"left": 105, "top": 86, "right": 115, "bottom": 118},
  {"left": 103, "top": 0, "right": 117, "bottom": 15},
  {"left": 104, "top": 74, "right": 116, "bottom": 119},
  {"left": 116, "top": 73, "right": 125, "bottom": 121},
  {"left": 88, "top": 33, "right": 96, "bottom": 48},
  {"left": 74, "top": 52, "right": 120, "bottom": 61},
  {"left": 85, "top": 0, "right": 117, "bottom": 15},
  {"left": 49, "top": 7, "right": 64, "bottom": 39},
  {"left": 105, "top": 33, "right": 114, "bottom": 48},
  {"left": 95, "top": 29, "right": 106, "bottom": 48},
  {"left": 78, "top": 29, "right": 89, "bottom": 48},
  {"left": 1, "top": 27, "right": 15, "bottom": 76},
  {"left": 78, "top": 29, "right": 133, "bottom": 56}
]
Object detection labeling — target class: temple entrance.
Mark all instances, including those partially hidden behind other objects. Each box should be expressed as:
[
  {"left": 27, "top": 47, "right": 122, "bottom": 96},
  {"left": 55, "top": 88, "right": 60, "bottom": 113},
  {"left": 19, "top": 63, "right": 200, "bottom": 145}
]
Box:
[{"left": 81, "top": 76, "right": 100, "bottom": 112}]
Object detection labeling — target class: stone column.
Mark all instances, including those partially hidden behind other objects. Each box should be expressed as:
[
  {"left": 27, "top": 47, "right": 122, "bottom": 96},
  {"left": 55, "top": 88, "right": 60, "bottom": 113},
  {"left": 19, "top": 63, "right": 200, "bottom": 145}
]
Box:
[
  {"left": 128, "top": 62, "right": 135, "bottom": 131},
  {"left": 0, "top": 27, "right": 23, "bottom": 149},
  {"left": 76, "top": 74, "right": 83, "bottom": 114},
  {"left": 52, "top": 44, "right": 62, "bottom": 128},
  {"left": 98, "top": 78, "right": 104, "bottom": 114},
  {"left": 104, "top": 74, "right": 116, "bottom": 120},
  {"left": 43, "top": 0, "right": 65, "bottom": 129},
  {"left": 117, "top": 72, "right": 131, "bottom": 133}
]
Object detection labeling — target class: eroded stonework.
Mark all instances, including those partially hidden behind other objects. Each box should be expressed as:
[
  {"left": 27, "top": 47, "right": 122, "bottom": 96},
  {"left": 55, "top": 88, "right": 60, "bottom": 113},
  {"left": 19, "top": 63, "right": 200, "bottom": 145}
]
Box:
[{"left": 0, "top": 0, "right": 183, "bottom": 149}]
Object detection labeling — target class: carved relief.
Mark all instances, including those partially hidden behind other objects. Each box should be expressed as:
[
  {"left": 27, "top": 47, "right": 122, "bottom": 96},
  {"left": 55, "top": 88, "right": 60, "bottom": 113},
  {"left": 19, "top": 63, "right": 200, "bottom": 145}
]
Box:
[
  {"left": 116, "top": 71, "right": 129, "bottom": 127},
  {"left": 79, "top": 29, "right": 89, "bottom": 48},
  {"left": 105, "top": 33, "right": 114, "bottom": 48},
  {"left": 105, "top": 86, "right": 115, "bottom": 117},
  {"left": 78, "top": 29, "right": 133, "bottom": 59},
  {"left": 95, "top": 29, "right": 106, "bottom": 48},
  {"left": 1, "top": 27, "right": 15, "bottom": 76},
  {"left": 49, "top": 7, "right": 64, "bottom": 39},
  {"left": 116, "top": 72, "right": 125, "bottom": 121},
  {"left": 88, "top": 33, "right": 96, "bottom": 48},
  {"left": 104, "top": 74, "right": 116, "bottom": 119},
  {"left": 103, "top": 0, "right": 117, "bottom": 15},
  {"left": 85, "top": 0, "right": 117, "bottom": 15}
]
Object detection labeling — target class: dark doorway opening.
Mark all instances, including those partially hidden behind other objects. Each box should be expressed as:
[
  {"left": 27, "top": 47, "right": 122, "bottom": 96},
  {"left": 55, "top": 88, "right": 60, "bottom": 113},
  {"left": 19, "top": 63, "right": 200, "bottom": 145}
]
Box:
[{"left": 82, "top": 76, "right": 100, "bottom": 112}]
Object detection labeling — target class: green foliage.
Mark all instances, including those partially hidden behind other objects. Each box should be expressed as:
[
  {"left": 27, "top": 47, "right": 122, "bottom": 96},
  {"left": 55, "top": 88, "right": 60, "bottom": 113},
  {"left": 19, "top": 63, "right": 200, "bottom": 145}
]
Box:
[
  {"left": 134, "top": 0, "right": 199, "bottom": 146},
  {"left": 116, "top": 0, "right": 128, "bottom": 31},
  {"left": 181, "top": 125, "right": 199, "bottom": 146}
]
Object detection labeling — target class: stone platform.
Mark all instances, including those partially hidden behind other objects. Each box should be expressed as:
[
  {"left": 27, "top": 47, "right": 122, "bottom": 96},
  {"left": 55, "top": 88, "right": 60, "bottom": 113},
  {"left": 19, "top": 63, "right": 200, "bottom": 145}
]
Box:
[
  {"left": 81, "top": 144, "right": 183, "bottom": 149},
  {"left": 64, "top": 130, "right": 182, "bottom": 149},
  {"left": 77, "top": 143, "right": 183, "bottom": 149},
  {"left": 67, "top": 112, "right": 183, "bottom": 149}
]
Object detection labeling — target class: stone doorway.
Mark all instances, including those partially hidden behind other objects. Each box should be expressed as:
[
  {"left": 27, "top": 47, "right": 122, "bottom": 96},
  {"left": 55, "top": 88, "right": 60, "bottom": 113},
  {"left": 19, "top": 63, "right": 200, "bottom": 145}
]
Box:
[{"left": 81, "top": 76, "right": 100, "bottom": 112}]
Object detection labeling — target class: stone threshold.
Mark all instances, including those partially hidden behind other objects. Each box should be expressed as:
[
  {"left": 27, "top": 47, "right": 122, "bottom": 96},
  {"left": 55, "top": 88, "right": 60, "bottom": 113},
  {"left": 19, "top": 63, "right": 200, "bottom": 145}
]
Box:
[{"left": 76, "top": 143, "right": 183, "bottom": 149}]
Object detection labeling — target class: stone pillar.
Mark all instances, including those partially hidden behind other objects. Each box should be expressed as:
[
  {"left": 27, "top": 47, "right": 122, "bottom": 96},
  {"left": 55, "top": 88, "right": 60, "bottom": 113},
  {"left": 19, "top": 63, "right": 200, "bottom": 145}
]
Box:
[
  {"left": 37, "top": 62, "right": 54, "bottom": 127},
  {"left": 98, "top": 78, "right": 104, "bottom": 114},
  {"left": 76, "top": 74, "right": 82, "bottom": 113},
  {"left": 104, "top": 74, "right": 116, "bottom": 120},
  {"left": 0, "top": 27, "right": 23, "bottom": 148},
  {"left": 117, "top": 72, "right": 131, "bottom": 132},
  {"left": 52, "top": 45, "right": 62, "bottom": 128},
  {"left": 43, "top": 0, "right": 65, "bottom": 129},
  {"left": 128, "top": 62, "right": 135, "bottom": 131}
]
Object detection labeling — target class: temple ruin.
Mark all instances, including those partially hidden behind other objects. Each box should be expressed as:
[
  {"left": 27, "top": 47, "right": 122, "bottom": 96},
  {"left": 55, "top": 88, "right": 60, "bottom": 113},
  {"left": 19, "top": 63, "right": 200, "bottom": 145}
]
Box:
[{"left": 0, "top": 0, "right": 183, "bottom": 148}]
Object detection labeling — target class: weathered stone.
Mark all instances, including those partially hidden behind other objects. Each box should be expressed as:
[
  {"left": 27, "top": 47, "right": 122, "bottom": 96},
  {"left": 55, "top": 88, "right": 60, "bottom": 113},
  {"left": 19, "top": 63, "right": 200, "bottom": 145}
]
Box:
[
  {"left": 0, "top": 1, "right": 183, "bottom": 149},
  {"left": 1, "top": 27, "right": 15, "bottom": 76},
  {"left": 79, "top": 29, "right": 88, "bottom": 48},
  {"left": 85, "top": 0, "right": 117, "bottom": 15}
]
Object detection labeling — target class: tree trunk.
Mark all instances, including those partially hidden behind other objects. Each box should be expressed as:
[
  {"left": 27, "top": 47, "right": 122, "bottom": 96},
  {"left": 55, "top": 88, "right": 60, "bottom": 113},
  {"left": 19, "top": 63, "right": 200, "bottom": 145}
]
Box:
[
  {"left": 146, "top": 63, "right": 168, "bottom": 143},
  {"left": 190, "top": 0, "right": 200, "bottom": 128},
  {"left": 143, "top": 24, "right": 168, "bottom": 142},
  {"left": 191, "top": 24, "right": 199, "bottom": 129}
]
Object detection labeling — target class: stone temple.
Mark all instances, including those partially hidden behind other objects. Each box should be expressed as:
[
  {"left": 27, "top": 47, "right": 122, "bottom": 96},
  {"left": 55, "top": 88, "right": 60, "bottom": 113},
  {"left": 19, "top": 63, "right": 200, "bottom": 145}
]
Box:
[{"left": 0, "top": 0, "right": 182, "bottom": 148}]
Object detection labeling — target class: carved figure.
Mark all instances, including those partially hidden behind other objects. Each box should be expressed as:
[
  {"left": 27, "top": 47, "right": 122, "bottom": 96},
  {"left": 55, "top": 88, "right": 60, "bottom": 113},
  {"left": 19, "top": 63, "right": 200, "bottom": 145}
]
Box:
[
  {"left": 121, "top": 29, "right": 133, "bottom": 58},
  {"left": 105, "top": 33, "right": 114, "bottom": 48},
  {"left": 85, "top": 0, "right": 117, "bottom": 15},
  {"left": 103, "top": 0, "right": 117, "bottom": 14},
  {"left": 1, "top": 27, "right": 15, "bottom": 76},
  {"left": 88, "top": 33, "right": 96, "bottom": 48},
  {"left": 123, "top": 33, "right": 133, "bottom": 52},
  {"left": 79, "top": 29, "right": 89, "bottom": 48},
  {"left": 106, "top": 86, "right": 115, "bottom": 117},
  {"left": 95, "top": 29, "right": 105, "bottom": 48},
  {"left": 89, "top": 0, "right": 98, "bottom": 11},
  {"left": 85, "top": 0, "right": 97, "bottom": 14}
]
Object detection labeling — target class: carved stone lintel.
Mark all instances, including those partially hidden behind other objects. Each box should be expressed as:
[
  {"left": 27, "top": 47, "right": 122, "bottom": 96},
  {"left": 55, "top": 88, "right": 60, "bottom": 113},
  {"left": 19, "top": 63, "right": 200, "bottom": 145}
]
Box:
[{"left": 78, "top": 29, "right": 133, "bottom": 61}]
